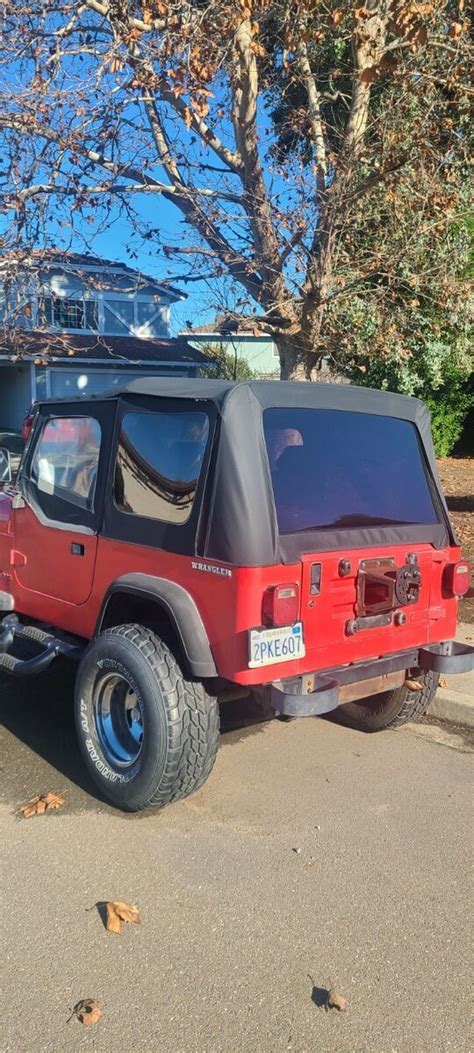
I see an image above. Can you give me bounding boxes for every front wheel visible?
[74,624,219,811]
[334,671,439,732]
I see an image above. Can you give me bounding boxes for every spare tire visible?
[334,671,439,732]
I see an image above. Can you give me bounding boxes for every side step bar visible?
[0,616,82,677]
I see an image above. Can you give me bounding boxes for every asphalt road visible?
[1,668,472,1053]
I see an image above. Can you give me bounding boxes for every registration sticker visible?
[248,622,305,668]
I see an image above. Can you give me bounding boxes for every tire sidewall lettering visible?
[83,659,144,783]
[85,737,140,783]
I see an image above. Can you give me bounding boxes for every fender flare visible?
[95,573,217,679]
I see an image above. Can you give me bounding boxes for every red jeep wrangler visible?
[0,379,472,811]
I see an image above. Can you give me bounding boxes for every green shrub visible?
[427,394,473,457]
[342,338,473,458]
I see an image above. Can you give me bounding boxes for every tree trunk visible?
[276,331,315,381]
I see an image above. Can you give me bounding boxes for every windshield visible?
[263,407,439,535]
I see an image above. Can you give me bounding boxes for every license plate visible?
[248,623,305,668]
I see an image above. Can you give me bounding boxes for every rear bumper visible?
[270,639,474,717]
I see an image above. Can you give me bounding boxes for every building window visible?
[103,299,135,335]
[39,296,98,331]
[114,410,210,524]
[103,298,164,337]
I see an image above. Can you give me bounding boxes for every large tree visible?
[0,0,471,379]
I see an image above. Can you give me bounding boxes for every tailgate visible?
[300,542,443,669]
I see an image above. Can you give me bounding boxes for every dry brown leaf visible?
[42,791,66,810]
[439,675,448,688]
[18,791,65,818]
[68,999,102,1027]
[326,988,348,1012]
[360,65,379,85]
[448,20,464,37]
[105,900,142,934]
[405,679,423,692]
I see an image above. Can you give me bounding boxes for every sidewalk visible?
[427,622,474,727]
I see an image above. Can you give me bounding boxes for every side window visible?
[31,417,101,510]
[114,410,210,525]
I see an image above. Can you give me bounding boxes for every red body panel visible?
[0,490,460,686]
[12,503,98,604]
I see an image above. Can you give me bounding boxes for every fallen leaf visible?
[68,999,102,1027]
[18,791,66,818]
[405,679,423,692]
[439,675,448,688]
[448,20,464,37]
[326,988,348,1012]
[360,65,378,85]
[42,791,66,810]
[105,900,142,934]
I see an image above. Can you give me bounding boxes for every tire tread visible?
[334,671,439,732]
[78,623,219,811]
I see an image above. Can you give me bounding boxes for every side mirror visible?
[0,448,12,484]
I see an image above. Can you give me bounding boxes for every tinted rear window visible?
[264,408,438,534]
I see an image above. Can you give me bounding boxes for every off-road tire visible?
[74,623,219,811]
[334,671,439,732]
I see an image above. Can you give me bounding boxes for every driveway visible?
[1,669,472,1053]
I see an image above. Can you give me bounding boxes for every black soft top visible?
[122,379,451,562]
[37,378,454,565]
[120,376,423,418]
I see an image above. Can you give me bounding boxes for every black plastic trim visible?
[96,572,217,679]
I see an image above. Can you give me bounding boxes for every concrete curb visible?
[428,689,474,728]
[424,622,473,727]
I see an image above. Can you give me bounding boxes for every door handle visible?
[71,543,85,556]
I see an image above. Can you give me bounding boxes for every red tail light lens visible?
[262,583,299,627]
[444,561,471,597]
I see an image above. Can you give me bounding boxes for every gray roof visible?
[0,330,210,366]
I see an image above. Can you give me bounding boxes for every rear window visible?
[264,408,439,535]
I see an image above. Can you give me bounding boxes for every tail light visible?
[444,561,471,597]
[262,583,299,627]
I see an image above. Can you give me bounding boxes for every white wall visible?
[0,364,33,430]
[48,368,178,399]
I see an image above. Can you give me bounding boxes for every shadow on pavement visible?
[0,660,103,804]
[0,662,274,808]
[309,980,330,1009]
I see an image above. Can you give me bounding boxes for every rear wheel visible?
[74,623,219,811]
[334,671,439,732]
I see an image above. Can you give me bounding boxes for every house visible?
[0,251,210,430]
[181,315,279,378]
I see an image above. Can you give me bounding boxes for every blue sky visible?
[88,199,216,335]
[1,23,309,337]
